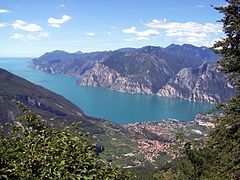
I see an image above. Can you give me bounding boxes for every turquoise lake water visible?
[0,58,213,124]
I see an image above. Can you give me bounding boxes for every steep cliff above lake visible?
[32,44,234,103]
[157,63,235,103]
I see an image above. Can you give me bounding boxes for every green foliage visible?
[155,1,240,179]
[0,101,132,179]
[210,1,240,178]
[213,0,240,89]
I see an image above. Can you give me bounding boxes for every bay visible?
[0,58,213,124]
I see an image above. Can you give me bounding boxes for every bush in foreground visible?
[0,101,132,179]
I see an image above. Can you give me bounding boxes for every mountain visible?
[32,50,111,77]
[157,63,235,103]
[164,44,219,65]
[75,50,83,54]
[115,47,137,53]
[32,44,234,103]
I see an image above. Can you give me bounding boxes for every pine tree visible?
[213,0,240,88]
[155,1,240,179]
[209,0,240,178]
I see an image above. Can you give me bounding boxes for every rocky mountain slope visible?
[157,63,235,103]
[31,50,111,77]
[32,44,235,103]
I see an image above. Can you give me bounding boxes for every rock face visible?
[32,44,235,103]
[77,63,153,94]
[157,63,235,103]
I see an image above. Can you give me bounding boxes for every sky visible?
[0,0,226,57]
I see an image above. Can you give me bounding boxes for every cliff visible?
[156,63,235,103]
[32,44,235,103]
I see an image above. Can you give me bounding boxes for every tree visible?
[213,0,240,88]
[0,101,132,179]
[208,0,240,178]
[155,1,240,179]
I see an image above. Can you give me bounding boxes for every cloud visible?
[11,33,24,40]
[145,19,221,35]
[107,32,112,35]
[48,15,71,28]
[11,19,48,41]
[123,26,137,34]
[59,4,65,8]
[11,32,49,41]
[85,32,95,36]
[166,30,207,38]
[38,32,49,38]
[145,19,222,46]
[177,37,218,47]
[137,29,159,37]
[0,9,11,13]
[123,26,159,37]
[124,37,149,42]
[13,20,42,32]
[0,23,6,28]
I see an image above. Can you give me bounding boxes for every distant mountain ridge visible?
[32,44,235,103]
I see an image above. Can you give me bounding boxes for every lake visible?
[0,58,213,124]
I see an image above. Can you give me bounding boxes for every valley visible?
[0,66,216,173]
